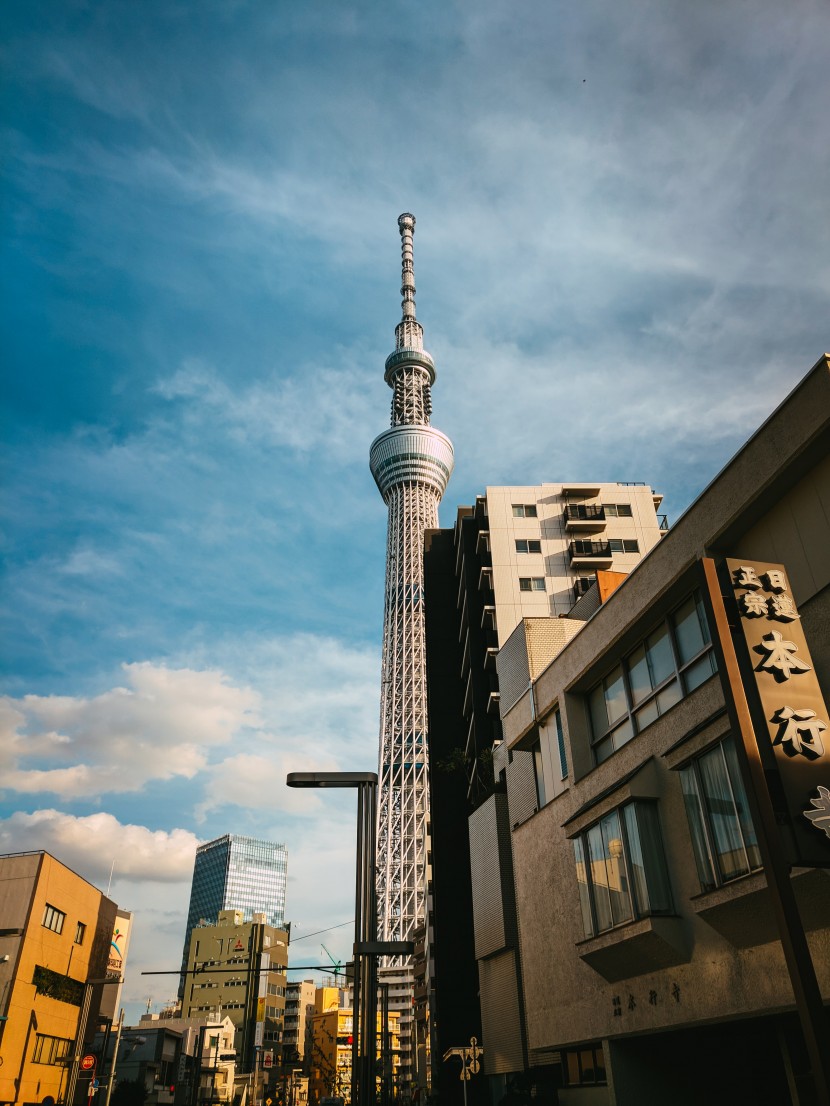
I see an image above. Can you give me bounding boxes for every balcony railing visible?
[564,504,607,533]
[568,540,613,565]
[565,504,605,522]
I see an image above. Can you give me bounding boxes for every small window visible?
[512,504,538,517]
[519,577,546,592]
[573,801,673,938]
[33,1035,72,1065]
[609,538,640,554]
[42,904,65,935]
[603,503,633,518]
[530,738,547,809]
[554,706,568,780]
[74,922,86,946]
[563,1044,607,1086]
[515,539,542,554]
[680,738,762,891]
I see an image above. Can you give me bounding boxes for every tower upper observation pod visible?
[370,215,454,972]
[371,214,454,501]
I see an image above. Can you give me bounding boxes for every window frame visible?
[562,1044,607,1086]
[42,904,66,935]
[515,539,542,554]
[573,800,674,939]
[518,576,546,592]
[679,737,762,892]
[608,538,640,554]
[74,921,86,946]
[588,590,717,763]
[512,504,538,518]
[32,1034,72,1065]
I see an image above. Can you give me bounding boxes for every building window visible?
[679,738,762,891]
[74,922,86,945]
[519,577,546,591]
[515,539,542,554]
[563,1044,607,1086]
[608,538,640,553]
[588,590,717,763]
[42,904,65,934]
[573,802,673,938]
[554,706,568,780]
[530,739,547,809]
[32,1034,72,1065]
[603,504,633,518]
[512,504,538,517]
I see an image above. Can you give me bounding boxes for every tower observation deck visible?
[370,215,454,957]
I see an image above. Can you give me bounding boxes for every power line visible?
[289,919,354,943]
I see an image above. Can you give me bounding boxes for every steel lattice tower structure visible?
[370,214,454,951]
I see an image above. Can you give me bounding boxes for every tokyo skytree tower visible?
[370,214,454,946]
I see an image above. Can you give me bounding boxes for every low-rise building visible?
[182,910,288,1073]
[0,851,124,1106]
[495,355,830,1104]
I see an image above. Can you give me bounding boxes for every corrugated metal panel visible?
[505,750,537,828]
[469,794,517,959]
[479,949,525,1074]
[496,622,531,712]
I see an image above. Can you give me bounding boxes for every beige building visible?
[0,851,123,1106]
[478,482,666,641]
[182,910,288,1074]
[423,483,666,1104]
[284,979,316,1070]
[494,355,830,1104]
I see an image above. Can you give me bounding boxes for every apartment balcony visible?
[481,604,496,631]
[568,540,613,567]
[476,529,490,555]
[564,504,607,532]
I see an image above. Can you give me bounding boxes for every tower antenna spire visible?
[395,213,424,352]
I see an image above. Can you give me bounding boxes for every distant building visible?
[308,986,400,1106]
[92,1021,188,1106]
[133,1014,235,1106]
[181,910,288,1073]
[423,482,665,1101]
[181,835,288,983]
[284,979,316,1071]
[0,851,127,1106]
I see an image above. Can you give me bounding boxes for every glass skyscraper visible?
[181,834,288,968]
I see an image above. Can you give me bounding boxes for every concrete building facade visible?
[181,910,288,1075]
[284,979,316,1072]
[423,484,666,1102]
[495,356,830,1105]
[0,851,123,1106]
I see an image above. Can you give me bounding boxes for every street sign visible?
[80,1057,96,1072]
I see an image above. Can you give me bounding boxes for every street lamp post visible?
[286,772,378,1106]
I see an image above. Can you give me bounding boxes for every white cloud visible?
[1,663,261,799]
[0,809,199,883]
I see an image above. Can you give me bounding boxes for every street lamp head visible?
[286,772,378,789]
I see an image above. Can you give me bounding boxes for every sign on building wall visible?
[727,558,830,868]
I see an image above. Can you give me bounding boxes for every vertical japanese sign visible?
[726,558,830,868]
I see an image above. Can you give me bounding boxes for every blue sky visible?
[2,0,829,1020]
